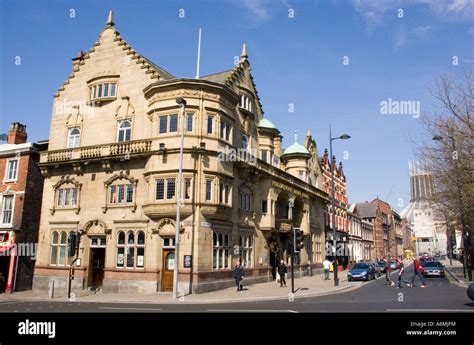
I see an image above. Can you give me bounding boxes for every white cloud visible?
[352,0,473,24]
[241,0,271,21]
[393,25,433,49]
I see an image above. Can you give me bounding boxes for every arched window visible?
[212,232,230,270]
[240,235,253,268]
[117,120,132,142]
[67,127,81,148]
[50,231,67,266]
[117,230,145,269]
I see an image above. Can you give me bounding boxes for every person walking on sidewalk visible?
[278,260,287,287]
[233,261,244,291]
[397,260,405,288]
[407,256,427,288]
[384,257,395,286]
[323,258,331,280]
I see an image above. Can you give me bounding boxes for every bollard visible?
[48,280,55,299]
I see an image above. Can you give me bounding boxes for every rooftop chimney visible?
[7,122,27,144]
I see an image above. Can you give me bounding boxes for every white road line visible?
[0,302,24,306]
[207,309,299,313]
[387,309,474,313]
[98,307,162,311]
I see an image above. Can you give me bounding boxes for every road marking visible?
[387,309,474,313]
[98,307,162,311]
[0,302,24,306]
[207,309,299,313]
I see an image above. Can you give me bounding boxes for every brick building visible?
[0,123,48,293]
[320,150,349,267]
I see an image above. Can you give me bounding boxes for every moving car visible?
[347,263,376,281]
[421,261,445,277]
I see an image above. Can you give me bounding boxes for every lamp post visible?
[173,97,187,298]
[329,126,350,286]
[432,134,471,281]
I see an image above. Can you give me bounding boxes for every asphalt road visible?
[0,271,472,313]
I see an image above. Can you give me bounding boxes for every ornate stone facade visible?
[33,11,334,295]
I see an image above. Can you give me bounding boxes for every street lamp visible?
[432,134,471,281]
[329,126,350,286]
[173,97,187,298]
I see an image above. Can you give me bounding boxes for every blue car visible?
[347,263,376,281]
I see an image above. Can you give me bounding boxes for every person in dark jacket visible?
[233,261,244,291]
[278,260,287,287]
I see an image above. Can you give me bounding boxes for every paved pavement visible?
[1,268,361,305]
[441,258,472,288]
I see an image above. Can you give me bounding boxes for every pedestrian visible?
[384,257,395,286]
[407,256,427,288]
[322,258,331,280]
[397,260,405,288]
[233,261,244,291]
[278,260,287,287]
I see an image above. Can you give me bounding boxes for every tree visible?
[416,68,473,280]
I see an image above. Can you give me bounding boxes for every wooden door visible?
[89,248,105,287]
[161,249,175,292]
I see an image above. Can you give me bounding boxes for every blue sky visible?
[0,0,472,211]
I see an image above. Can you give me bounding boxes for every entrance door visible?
[161,249,175,292]
[89,248,105,288]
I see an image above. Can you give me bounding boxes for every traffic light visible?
[67,231,81,257]
[294,228,304,252]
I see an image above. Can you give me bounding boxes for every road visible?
[0,271,472,313]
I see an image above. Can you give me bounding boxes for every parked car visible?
[377,261,387,273]
[421,261,445,277]
[369,262,382,277]
[348,263,376,281]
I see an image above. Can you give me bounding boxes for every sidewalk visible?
[1,272,365,305]
[441,258,471,288]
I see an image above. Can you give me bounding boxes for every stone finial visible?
[294,130,298,143]
[240,43,248,63]
[241,43,248,58]
[106,10,114,26]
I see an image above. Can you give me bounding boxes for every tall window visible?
[159,114,178,133]
[155,178,176,200]
[219,182,230,205]
[261,199,268,214]
[67,127,81,148]
[117,120,132,142]
[261,150,268,163]
[205,179,213,201]
[213,232,230,270]
[184,178,192,200]
[207,116,214,135]
[117,230,145,268]
[242,135,249,150]
[109,184,134,204]
[169,114,178,133]
[56,188,79,207]
[1,195,14,225]
[220,121,231,142]
[187,113,193,132]
[240,235,253,268]
[239,192,252,211]
[5,160,18,181]
[50,231,67,266]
